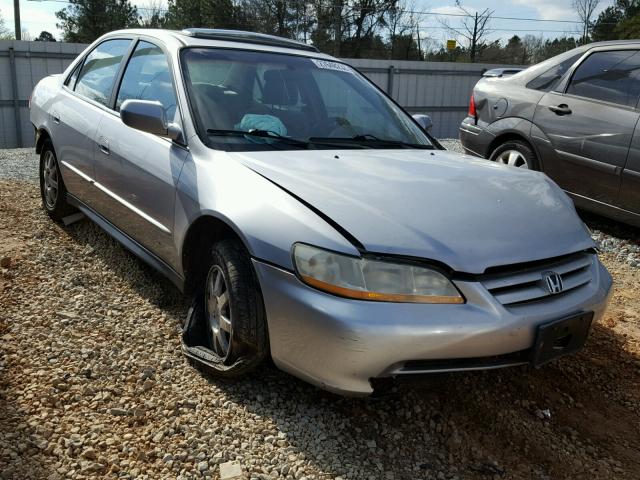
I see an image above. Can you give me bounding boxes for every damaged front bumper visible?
[251,257,612,396]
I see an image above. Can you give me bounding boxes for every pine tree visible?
[56,0,139,43]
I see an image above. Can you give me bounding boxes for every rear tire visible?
[39,140,74,221]
[186,239,268,378]
[490,140,539,170]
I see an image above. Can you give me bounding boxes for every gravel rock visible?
[440,138,466,154]
[0,148,39,183]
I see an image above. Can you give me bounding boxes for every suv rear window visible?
[527,53,582,92]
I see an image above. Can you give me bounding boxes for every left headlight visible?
[292,243,464,304]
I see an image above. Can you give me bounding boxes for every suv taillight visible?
[468,93,477,121]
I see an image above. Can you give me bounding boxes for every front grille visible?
[480,252,594,306]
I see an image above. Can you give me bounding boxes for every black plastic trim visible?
[397,349,531,373]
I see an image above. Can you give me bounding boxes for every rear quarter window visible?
[526,53,583,92]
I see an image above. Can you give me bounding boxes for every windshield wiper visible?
[206,129,310,147]
[308,135,434,149]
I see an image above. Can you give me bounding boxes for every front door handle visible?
[98,138,110,155]
[52,114,60,124]
[548,104,572,116]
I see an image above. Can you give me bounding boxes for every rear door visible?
[533,48,640,206]
[54,39,132,205]
[619,122,640,215]
[93,39,188,267]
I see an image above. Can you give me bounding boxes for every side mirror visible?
[120,99,182,142]
[412,114,433,132]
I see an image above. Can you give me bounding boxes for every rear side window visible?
[527,53,582,92]
[116,41,178,121]
[74,39,131,106]
[566,50,640,107]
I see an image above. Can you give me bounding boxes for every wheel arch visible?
[487,131,535,158]
[35,127,53,154]
[486,129,544,170]
[180,213,255,296]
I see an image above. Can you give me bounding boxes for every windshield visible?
[181,48,434,151]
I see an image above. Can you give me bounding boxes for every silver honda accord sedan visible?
[30,28,613,395]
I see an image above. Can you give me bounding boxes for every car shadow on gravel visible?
[580,210,640,241]
[58,215,640,480]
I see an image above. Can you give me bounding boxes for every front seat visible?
[261,70,308,137]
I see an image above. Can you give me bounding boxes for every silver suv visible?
[30,29,612,395]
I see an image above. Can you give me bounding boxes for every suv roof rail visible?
[180,28,319,53]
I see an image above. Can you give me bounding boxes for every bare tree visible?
[440,1,493,63]
[522,34,544,64]
[572,0,600,44]
[139,0,166,28]
[385,0,417,58]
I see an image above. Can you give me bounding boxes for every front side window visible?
[65,61,82,88]
[566,50,640,107]
[181,48,433,151]
[74,39,131,106]
[527,53,582,92]
[116,41,178,121]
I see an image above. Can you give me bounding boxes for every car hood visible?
[233,149,594,274]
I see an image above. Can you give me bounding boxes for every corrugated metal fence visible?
[345,58,515,138]
[0,40,512,148]
[0,40,86,148]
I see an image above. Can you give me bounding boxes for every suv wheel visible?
[39,140,74,221]
[184,239,268,377]
[490,140,539,170]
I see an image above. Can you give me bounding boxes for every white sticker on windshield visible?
[311,59,354,73]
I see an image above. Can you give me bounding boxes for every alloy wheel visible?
[42,151,59,208]
[205,265,233,359]
[495,149,530,169]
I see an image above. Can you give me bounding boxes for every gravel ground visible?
[438,139,464,154]
[0,149,40,184]
[1,147,639,480]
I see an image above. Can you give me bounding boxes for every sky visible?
[0,0,612,46]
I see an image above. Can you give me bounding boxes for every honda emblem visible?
[542,271,563,294]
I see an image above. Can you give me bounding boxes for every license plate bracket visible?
[531,312,594,367]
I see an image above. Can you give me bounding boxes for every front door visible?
[93,40,188,269]
[533,49,640,206]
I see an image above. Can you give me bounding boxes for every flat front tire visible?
[187,239,268,377]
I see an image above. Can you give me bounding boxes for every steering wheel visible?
[327,116,359,137]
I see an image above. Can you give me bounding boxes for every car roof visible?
[105,28,337,60]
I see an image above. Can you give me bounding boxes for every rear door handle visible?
[97,138,110,155]
[548,104,572,116]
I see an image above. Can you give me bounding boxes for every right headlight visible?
[292,243,464,304]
